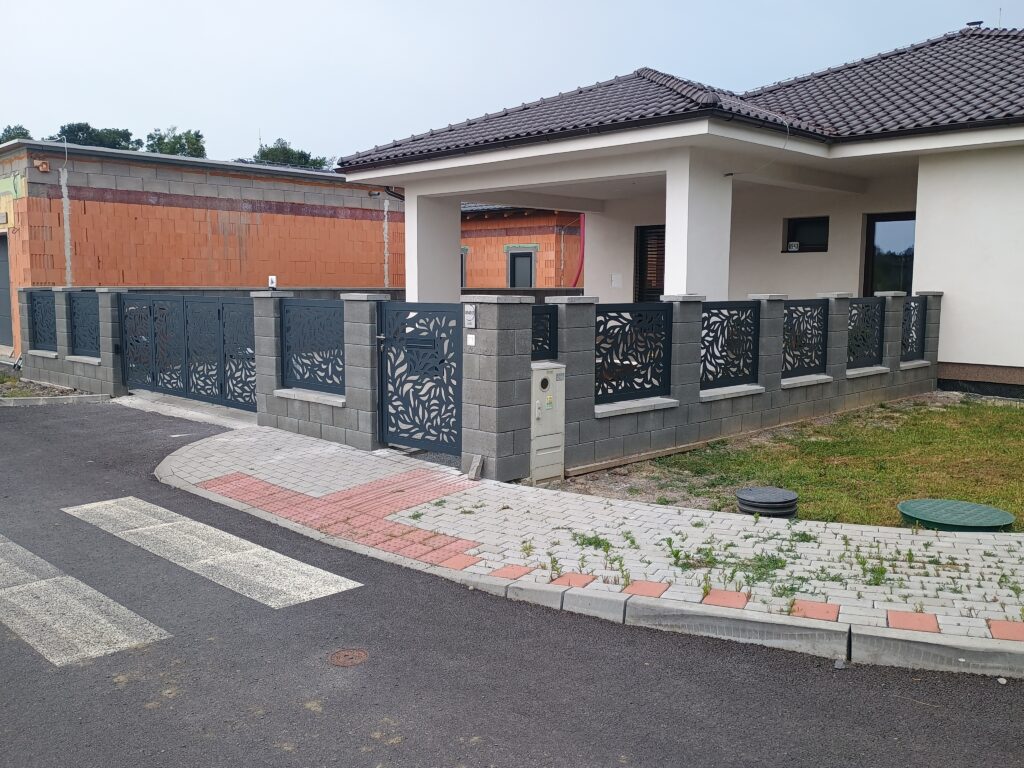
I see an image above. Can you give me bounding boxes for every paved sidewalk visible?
[158,427,1024,675]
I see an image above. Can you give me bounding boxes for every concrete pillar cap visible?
[748,294,788,301]
[544,296,599,304]
[250,291,294,298]
[875,291,907,297]
[461,295,534,304]
[660,294,705,302]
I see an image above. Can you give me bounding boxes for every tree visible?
[47,122,142,151]
[251,138,329,170]
[0,124,32,142]
[145,126,206,158]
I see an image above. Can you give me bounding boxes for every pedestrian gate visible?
[120,294,256,411]
[377,302,462,455]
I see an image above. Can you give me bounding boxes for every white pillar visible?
[405,193,462,302]
[664,149,733,300]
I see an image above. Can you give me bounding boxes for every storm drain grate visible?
[329,648,368,667]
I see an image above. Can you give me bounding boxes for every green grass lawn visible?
[654,397,1024,530]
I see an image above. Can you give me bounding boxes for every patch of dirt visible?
[0,371,74,398]
[550,391,982,510]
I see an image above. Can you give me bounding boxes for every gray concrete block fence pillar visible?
[339,293,389,451]
[917,291,943,367]
[877,291,907,372]
[96,288,129,396]
[661,294,704,445]
[51,287,72,359]
[750,294,786,395]
[547,295,598,470]
[818,292,853,413]
[16,289,29,355]
[461,294,534,481]
[251,290,291,426]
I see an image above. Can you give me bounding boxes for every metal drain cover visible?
[329,648,368,667]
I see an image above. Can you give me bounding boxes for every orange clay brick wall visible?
[460,210,582,289]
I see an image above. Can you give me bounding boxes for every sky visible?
[3,0,1020,163]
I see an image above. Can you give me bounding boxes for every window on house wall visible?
[460,247,468,288]
[508,250,535,288]
[633,225,665,302]
[783,216,829,252]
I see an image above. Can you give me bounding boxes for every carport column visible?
[548,296,598,469]
[663,150,733,300]
[96,288,129,396]
[404,192,462,303]
[251,290,291,425]
[877,291,907,372]
[339,293,389,451]
[818,292,852,412]
[461,295,533,481]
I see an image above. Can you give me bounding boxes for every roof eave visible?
[338,109,827,174]
[829,115,1024,143]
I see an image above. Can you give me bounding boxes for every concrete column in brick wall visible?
[877,291,907,372]
[818,292,852,414]
[547,296,598,470]
[95,288,128,396]
[917,291,943,366]
[461,294,534,481]
[251,290,291,426]
[660,294,704,446]
[339,293,389,451]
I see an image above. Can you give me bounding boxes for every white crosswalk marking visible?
[64,497,361,608]
[0,536,170,666]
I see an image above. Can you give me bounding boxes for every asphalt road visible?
[0,403,1021,768]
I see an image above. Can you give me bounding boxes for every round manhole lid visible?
[329,648,368,667]
[736,486,799,506]
[897,499,1015,532]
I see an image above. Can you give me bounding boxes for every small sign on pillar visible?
[463,303,476,329]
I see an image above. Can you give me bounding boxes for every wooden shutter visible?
[633,225,666,302]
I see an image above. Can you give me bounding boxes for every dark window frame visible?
[863,211,916,297]
[507,249,535,289]
[460,246,468,289]
[633,224,666,302]
[783,216,830,253]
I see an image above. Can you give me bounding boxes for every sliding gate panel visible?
[119,294,255,411]
[377,302,462,455]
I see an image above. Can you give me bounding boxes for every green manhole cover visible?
[897,499,1016,532]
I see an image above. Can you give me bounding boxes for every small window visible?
[460,247,468,288]
[508,251,534,288]
[784,217,829,253]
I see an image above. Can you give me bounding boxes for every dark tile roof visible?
[339,27,1024,171]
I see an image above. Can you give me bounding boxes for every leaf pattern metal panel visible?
[901,296,926,362]
[281,300,345,394]
[121,298,153,387]
[222,300,256,408]
[594,303,672,403]
[700,302,760,389]
[185,300,220,398]
[847,298,884,369]
[152,299,185,392]
[782,300,828,378]
[380,303,462,454]
[69,292,100,358]
[29,291,57,352]
[531,304,558,361]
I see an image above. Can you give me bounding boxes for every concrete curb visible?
[851,624,1024,678]
[0,393,110,407]
[154,449,1024,679]
[626,596,850,660]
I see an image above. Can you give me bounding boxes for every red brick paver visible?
[438,554,482,571]
[887,610,940,633]
[988,620,1024,642]
[490,565,535,580]
[790,600,840,622]
[702,589,749,609]
[623,580,670,598]
[551,573,596,588]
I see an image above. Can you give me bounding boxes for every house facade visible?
[338,26,1024,396]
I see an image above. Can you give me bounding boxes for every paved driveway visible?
[0,403,1021,767]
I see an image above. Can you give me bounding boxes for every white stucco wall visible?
[915,147,1024,369]
[727,173,917,300]
[584,193,665,302]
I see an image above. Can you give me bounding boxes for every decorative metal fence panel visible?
[28,291,57,352]
[531,304,558,361]
[700,301,760,389]
[118,294,255,411]
[901,296,926,362]
[377,302,462,455]
[782,299,829,378]
[281,299,346,394]
[68,291,100,357]
[847,297,885,369]
[594,303,673,404]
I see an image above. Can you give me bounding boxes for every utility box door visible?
[530,362,565,482]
